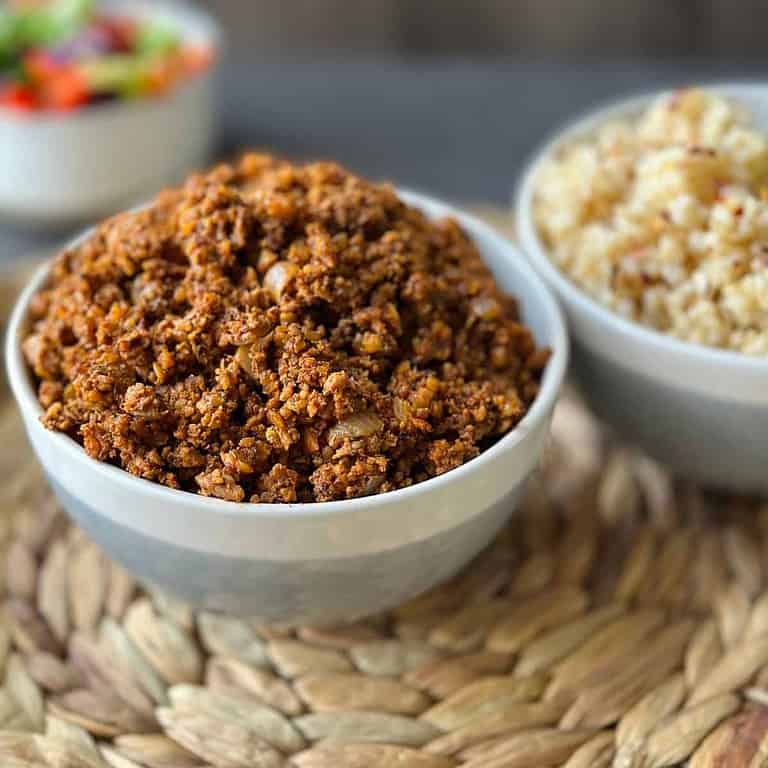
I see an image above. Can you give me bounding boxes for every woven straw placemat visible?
[1,217,766,767]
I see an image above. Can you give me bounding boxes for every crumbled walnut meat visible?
[253,464,300,503]
[24,154,548,502]
[310,455,390,502]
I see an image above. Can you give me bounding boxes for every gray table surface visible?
[1,56,764,267]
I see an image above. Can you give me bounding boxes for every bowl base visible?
[49,475,527,623]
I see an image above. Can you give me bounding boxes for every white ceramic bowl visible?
[6,190,568,622]
[0,0,220,226]
[516,82,768,494]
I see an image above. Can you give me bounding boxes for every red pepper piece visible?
[95,16,137,53]
[41,69,90,111]
[181,45,214,75]
[24,51,62,83]
[0,84,39,112]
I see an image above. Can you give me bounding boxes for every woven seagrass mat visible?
[1,215,767,768]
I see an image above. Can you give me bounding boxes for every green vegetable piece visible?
[79,54,149,97]
[51,0,94,26]
[0,10,15,49]
[0,11,18,70]
[16,0,95,48]
[136,19,180,56]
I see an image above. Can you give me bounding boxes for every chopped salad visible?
[0,0,214,112]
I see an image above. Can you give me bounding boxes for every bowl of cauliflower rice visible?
[517,84,768,493]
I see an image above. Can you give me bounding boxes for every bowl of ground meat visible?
[517,84,768,494]
[7,155,567,621]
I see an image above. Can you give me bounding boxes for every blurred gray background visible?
[203,0,768,58]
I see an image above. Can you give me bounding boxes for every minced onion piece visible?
[264,261,299,302]
[327,412,383,444]
[470,295,502,321]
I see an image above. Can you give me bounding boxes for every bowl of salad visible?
[0,0,220,225]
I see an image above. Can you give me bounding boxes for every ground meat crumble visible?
[23,155,548,503]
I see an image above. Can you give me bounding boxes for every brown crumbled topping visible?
[23,155,547,502]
